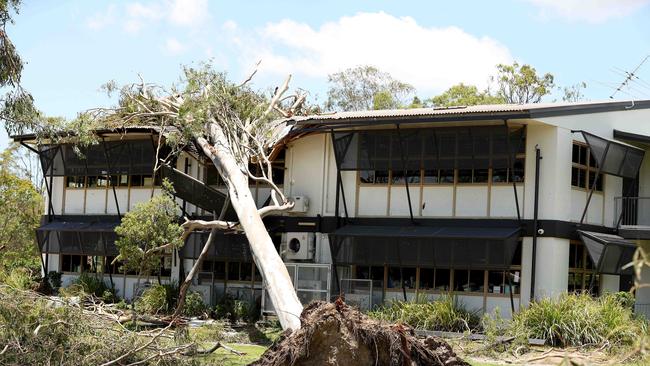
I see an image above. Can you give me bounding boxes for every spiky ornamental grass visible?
[368,294,481,333]
[510,292,647,348]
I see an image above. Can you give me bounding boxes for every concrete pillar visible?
[519,237,533,308]
[600,274,620,295]
[534,237,570,300]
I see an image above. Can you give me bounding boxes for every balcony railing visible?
[613,197,650,228]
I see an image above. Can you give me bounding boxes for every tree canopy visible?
[114,182,183,277]
[430,83,505,107]
[325,65,414,111]
[493,62,555,104]
[0,147,42,273]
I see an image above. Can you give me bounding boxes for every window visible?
[390,170,420,185]
[568,241,599,294]
[110,175,129,187]
[572,142,603,191]
[61,255,83,272]
[205,165,225,187]
[386,266,416,289]
[434,268,451,291]
[66,176,86,188]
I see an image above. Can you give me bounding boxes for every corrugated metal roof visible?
[285,99,650,124]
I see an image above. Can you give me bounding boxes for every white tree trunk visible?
[198,123,303,331]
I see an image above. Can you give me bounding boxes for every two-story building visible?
[14,100,650,317]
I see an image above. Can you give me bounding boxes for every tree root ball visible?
[252,299,469,366]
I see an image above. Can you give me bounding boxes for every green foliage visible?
[47,271,62,289]
[326,65,415,111]
[368,294,481,333]
[612,291,636,310]
[493,62,555,104]
[214,293,259,323]
[431,83,505,107]
[1,267,36,289]
[510,293,646,347]
[136,284,170,314]
[0,149,43,273]
[61,273,118,302]
[561,81,587,102]
[0,285,192,365]
[114,186,183,276]
[134,282,206,316]
[183,291,208,317]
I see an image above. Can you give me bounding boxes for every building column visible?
[519,237,533,308]
[600,274,620,295]
[534,237,569,300]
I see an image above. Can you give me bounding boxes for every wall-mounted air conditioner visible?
[289,196,309,214]
[284,232,315,261]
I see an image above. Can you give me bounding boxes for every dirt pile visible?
[252,299,469,366]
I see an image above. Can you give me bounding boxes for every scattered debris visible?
[252,299,469,366]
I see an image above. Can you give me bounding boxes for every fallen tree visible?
[12,64,307,330]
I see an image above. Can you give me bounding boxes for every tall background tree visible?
[325,65,415,111]
[430,83,505,107]
[492,62,555,104]
[0,147,42,273]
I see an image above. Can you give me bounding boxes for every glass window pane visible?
[387,267,401,288]
[97,176,108,187]
[214,261,226,280]
[227,262,240,281]
[492,169,508,183]
[142,175,154,187]
[469,270,484,292]
[402,267,416,289]
[458,169,472,183]
[423,170,439,184]
[360,171,375,184]
[87,176,98,188]
[419,268,434,290]
[440,169,454,183]
[513,158,525,182]
[131,175,143,187]
[487,271,505,294]
[473,169,489,183]
[435,268,450,291]
[375,170,389,184]
[453,269,468,291]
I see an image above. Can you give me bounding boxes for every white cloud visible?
[235,12,513,94]
[85,5,116,30]
[168,0,209,26]
[526,0,650,23]
[164,37,186,54]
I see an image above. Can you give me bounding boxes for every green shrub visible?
[612,291,635,311]
[214,294,258,323]
[2,267,36,290]
[510,293,647,347]
[183,291,207,317]
[368,293,481,333]
[47,271,62,289]
[136,284,169,314]
[72,273,111,299]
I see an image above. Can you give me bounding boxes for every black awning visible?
[160,164,236,218]
[36,221,119,256]
[332,125,525,171]
[577,230,636,275]
[329,225,521,269]
[581,131,645,179]
[180,231,253,262]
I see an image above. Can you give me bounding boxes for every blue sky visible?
[2,0,650,149]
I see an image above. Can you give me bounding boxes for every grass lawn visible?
[198,343,267,365]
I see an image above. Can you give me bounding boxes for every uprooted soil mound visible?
[252,299,469,366]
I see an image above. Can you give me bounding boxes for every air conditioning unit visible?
[284,232,315,261]
[289,196,309,214]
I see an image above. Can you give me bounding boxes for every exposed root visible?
[252,299,469,366]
